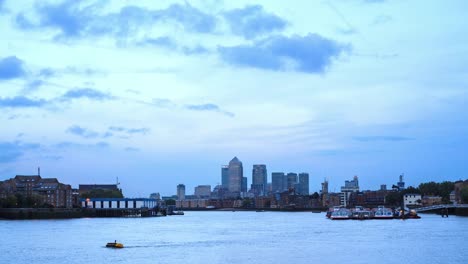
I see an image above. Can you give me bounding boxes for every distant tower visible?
[176,184,185,200]
[397,174,405,190]
[241,177,247,193]
[221,165,229,188]
[272,172,285,193]
[286,173,298,190]
[38,167,40,176]
[252,164,267,196]
[228,157,243,194]
[321,178,329,194]
[298,173,309,195]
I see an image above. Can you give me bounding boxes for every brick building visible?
[0,175,72,208]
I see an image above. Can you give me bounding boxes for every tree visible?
[461,187,468,204]
[0,195,18,208]
[385,191,402,206]
[311,192,320,199]
[242,198,252,208]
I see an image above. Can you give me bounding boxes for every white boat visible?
[330,208,352,220]
[373,206,394,219]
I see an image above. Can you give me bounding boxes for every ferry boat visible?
[373,206,394,219]
[330,208,352,220]
[351,206,372,220]
[326,206,343,218]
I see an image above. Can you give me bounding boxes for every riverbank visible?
[0,208,82,219]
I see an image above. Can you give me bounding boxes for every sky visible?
[1,0,467,197]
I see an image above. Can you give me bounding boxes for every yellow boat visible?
[106,241,124,248]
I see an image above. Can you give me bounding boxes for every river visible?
[1,211,466,264]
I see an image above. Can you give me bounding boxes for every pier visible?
[80,198,165,217]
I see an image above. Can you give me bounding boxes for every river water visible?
[1,211,466,264]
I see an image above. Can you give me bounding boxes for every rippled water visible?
[1,211,467,264]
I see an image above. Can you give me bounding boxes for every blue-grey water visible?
[1,211,467,264]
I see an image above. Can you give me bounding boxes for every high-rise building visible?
[286,173,298,190]
[194,185,211,198]
[298,173,309,195]
[252,164,267,196]
[176,184,185,200]
[340,176,359,206]
[221,165,229,188]
[228,156,243,194]
[242,177,247,193]
[397,174,405,190]
[272,172,285,193]
[321,178,329,194]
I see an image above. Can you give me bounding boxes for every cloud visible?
[124,147,139,152]
[61,88,114,101]
[223,5,287,39]
[353,136,415,142]
[182,45,209,55]
[0,141,40,163]
[185,103,234,117]
[66,125,100,138]
[25,80,44,91]
[218,34,350,73]
[143,98,176,108]
[109,126,150,135]
[0,96,47,108]
[372,15,392,25]
[0,56,26,80]
[54,141,109,149]
[161,3,216,33]
[0,0,7,14]
[38,68,56,78]
[16,2,217,41]
[363,0,386,3]
[137,36,177,49]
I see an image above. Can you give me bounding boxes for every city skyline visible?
[1,1,467,197]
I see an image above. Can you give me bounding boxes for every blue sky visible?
[1,0,467,197]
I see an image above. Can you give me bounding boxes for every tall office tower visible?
[242,177,247,193]
[286,173,298,190]
[272,172,285,193]
[397,174,405,190]
[194,185,211,198]
[341,176,359,192]
[298,173,309,195]
[321,178,329,194]
[252,164,267,196]
[340,176,359,206]
[176,184,185,200]
[228,156,243,193]
[221,165,229,188]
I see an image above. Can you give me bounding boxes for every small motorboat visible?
[106,241,124,248]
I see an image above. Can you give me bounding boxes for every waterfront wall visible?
[0,208,82,220]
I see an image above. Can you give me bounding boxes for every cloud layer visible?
[219,34,350,73]
[0,56,26,80]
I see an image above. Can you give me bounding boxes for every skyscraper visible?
[321,178,329,194]
[340,176,359,206]
[252,164,267,196]
[298,173,309,195]
[221,165,229,188]
[272,172,285,193]
[228,156,243,194]
[176,184,185,200]
[194,185,211,198]
[242,177,247,193]
[286,173,298,190]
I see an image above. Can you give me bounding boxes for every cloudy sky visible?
[1,0,467,197]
